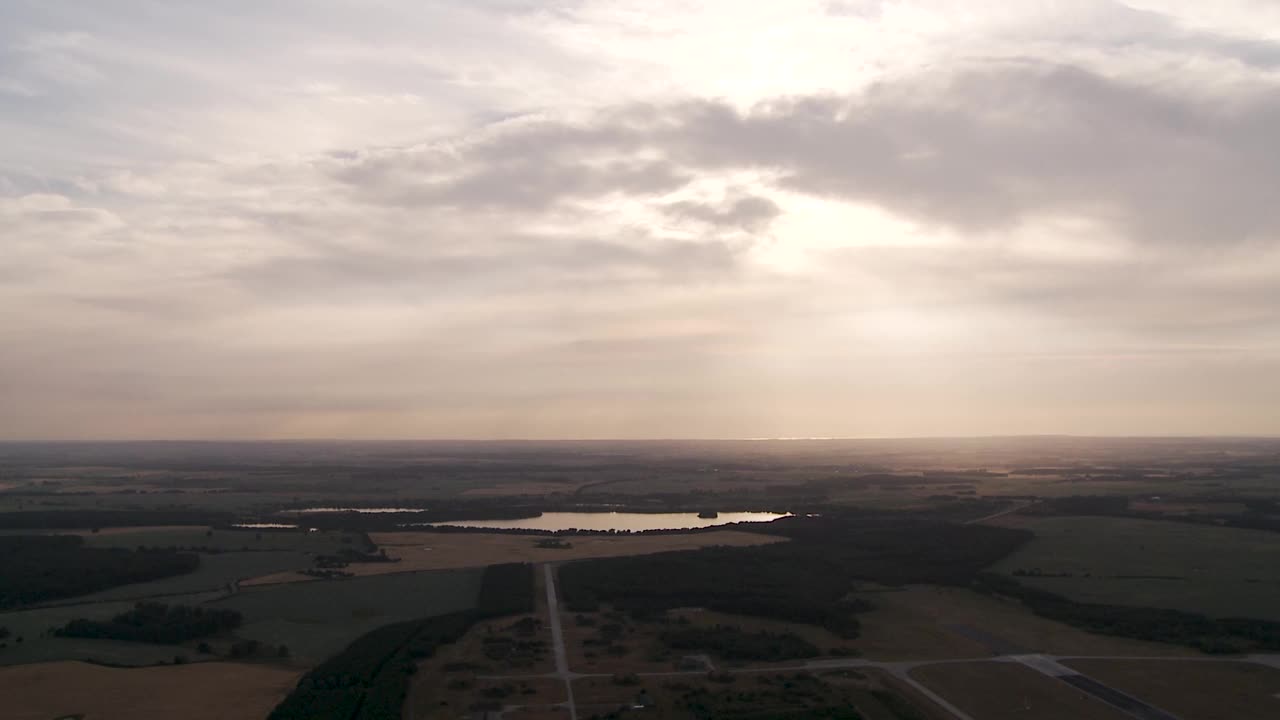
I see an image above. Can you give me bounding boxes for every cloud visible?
[4,0,1280,438]
[660,193,781,231]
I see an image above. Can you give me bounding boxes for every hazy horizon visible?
[5,1,1280,440]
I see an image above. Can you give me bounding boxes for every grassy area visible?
[70,551,316,603]
[990,516,1280,621]
[1,660,298,720]
[212,567,485,663]
[848,585,1192,660]
[909,661,1131,720]
[0,591,224,666]
[1063,659,1280,720]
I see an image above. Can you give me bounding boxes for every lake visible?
[426,511,789,532]
[291,507,427,514]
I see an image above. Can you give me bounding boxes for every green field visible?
[0,591,224,667]
[212,568,485,663]
[69,551,317,603]
[991,516,1280,621]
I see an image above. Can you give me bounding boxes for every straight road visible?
[543,563,578,720]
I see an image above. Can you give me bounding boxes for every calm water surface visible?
[232,522,300,529]
[429,511,789,532]
[293,507,426,514]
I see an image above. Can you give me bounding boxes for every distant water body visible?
[428,511,789,532]
[293,507,427,514]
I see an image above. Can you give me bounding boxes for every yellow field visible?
[242,530,786,585]
[1,661,299,720]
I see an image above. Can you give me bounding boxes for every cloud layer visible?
[2,0,1279,439]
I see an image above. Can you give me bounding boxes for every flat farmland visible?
[849,585,1191,660]
[989,516,1280,621]
[909,661,1131,720]
[212,566,483,663]
[1063,659,1280,720]
[0,660,298,720]
[243,530,786,584]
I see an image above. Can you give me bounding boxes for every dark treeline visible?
[0,509,233,529]
[268,562,535,720]
[974,573,1280,653]
[0,535,199,608]
[660,624,820,661]
[561,547,869,637]
[56,602,242,644]
[560,513,1031,638]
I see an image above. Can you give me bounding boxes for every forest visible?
[560,514,1030,637]
[0,535,199,608]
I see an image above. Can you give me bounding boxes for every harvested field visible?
[909,661,1131,720]
[242,530,786,585]
[1063,659,1280,720]
[0,660,298,720]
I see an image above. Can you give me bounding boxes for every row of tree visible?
[56,602,243,644]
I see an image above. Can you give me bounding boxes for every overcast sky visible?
[3,0,1280,440]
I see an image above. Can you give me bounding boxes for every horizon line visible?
[3,433,1279,444]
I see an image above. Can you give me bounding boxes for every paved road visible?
[543,563,578,720]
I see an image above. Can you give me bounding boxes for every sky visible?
[2,0,1280,440]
